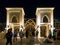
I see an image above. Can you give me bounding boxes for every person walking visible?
[36,30,39,37]
[19,30,24,39]
[13,31,17,42]
[48,30,52,39]
[5,28,12,45]
[53,30,56,40]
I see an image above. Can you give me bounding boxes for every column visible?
[12,24,14,33]
[22,14,24,31]
[36,15,40,38]
[19,9,25,31]
[6,10,9,33]
[51,8,54,37]
[20,15,24,31]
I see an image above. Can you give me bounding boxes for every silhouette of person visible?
[32,30,35,37]
[26,30,28,38]
[19,30,24,38]
[43,36,47,42]
[53,30,56,40]
[5,28,12,45]
[48,30,52,39]
[36,30,38,37]
[14,31,17,42]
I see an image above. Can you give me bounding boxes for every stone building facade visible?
[5,7,55,38]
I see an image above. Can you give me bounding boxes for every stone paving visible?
[0,37,60,45]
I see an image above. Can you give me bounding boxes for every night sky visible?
[0,0,60,23]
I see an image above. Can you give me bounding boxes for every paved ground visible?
[0,37,60,45]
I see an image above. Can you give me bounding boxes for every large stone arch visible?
[24,19,35,31]
[24,19,36,37]
[6,8,25,34]
[36,8,54,38]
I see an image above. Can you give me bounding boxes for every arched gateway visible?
[5,7,55,38]
[24,19,36,37]
[5,8,25,37]
[36,8,55,38]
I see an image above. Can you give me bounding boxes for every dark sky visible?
[0,0,60,23]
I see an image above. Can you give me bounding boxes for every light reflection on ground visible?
[0,37,60,45]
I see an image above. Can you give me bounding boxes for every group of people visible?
[4,28,24,45]
[43,30,56,43]
[4,28,39,45]
[4,28,56,45]
[26,30,38,38]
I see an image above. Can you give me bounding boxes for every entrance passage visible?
[14,26,19,37]
[40,26,46,37]
[24,19,36,38]
[25,25,35,38]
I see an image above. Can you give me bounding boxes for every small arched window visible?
[43,16,48,23]
[12,16,17,23]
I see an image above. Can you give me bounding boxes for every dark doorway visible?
[40,26,46,37]
[14,26,19,36]
[25,25,35,38]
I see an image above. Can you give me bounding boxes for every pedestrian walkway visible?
[0,37,60,45]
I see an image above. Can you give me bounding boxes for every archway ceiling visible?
[25,19,35,26]
[24,19,36,30]
[24,24,35,31]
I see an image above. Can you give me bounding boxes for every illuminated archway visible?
[24,19,36,37]
[36,8,54,38]
[24,19,36,31]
